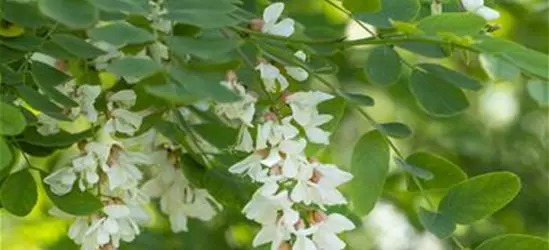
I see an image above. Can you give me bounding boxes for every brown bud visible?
[309,210,327,224]
[294,219,305,230]
[225,70,238,82]
[278,242,292,250]
[270,165,282,175]
[310,169,322,183]
[263,112,277,121]
[77,141,88,152]
[55,60,68,72]
[248,18,265,31]
[100,243,114,250]
[107,145,122,168]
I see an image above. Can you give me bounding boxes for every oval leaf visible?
[349,130,390,216]
[406,152,467,191]
[342,93,375,106]
[0,102,27,135]
[438,172,521,224]
[107,56,161,81]
[418,207,456,239]
[45,187,102,216]
[409,67,469,117]
[343,0,381,13]
[38,0,99,28]
[417,13,486,36]
[50,34,106,59]
[365,46,402,86]
[476,234,549,250]
[379,122,412,139]
[395,157,434,180]
[0,169,38,216]
[0,137,14,171]
[418,63,482,91]
[87,21,154,48]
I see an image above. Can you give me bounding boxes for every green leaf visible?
[3,2,48,28]
[379,122,412,139]
[15,86,70,121]
[0,169,37,216]
[106,57,161,81]
[89,0,149,15]
[475,234,549,250]
[145,81,200,105]
[342,93,375,106]
[193,124,237,149]
[0,45,26,64]
[1,35,42,51]
[0,138,14,171]
[155,120,187,144]
[31,61,70,87]
[349,130,390,216]
[438,172,521,224]
[38,0,99,28]
[365,46,402,86]
[163,10,240,29]
[169,68,241,103]
[527,80,549,107]
[397,42,447,58]
[343,0,381,13]
[45,187,102,216]
[87,21,154,47]
[474,36,549,80]
[0,102,27,136]
[395,157,434,180]
[419,63,482,91]
[406,152,467,191]
[50,34,106,59]
[358,0,420,28]
[409,67,469,117]
[180,154,255,210]
[19,128,93,148]
[417,13,486,36]
[166,36,240,60]
[479,53,521,82]
[418,207,456,239]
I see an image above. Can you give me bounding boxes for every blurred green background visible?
[1,0,547,249]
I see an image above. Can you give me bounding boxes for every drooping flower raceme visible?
[142,147,222,233]
[461,0,500,21]
[226,87,355,249]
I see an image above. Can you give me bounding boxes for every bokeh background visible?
[1,0,548,249]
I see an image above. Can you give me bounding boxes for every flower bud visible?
[310,169,322,183]
[308,210,327,225]
[248,18,264,31]
[100,243,114,250]
[225,70,238,82]
[55,60,67,72]
[278,242,292,250]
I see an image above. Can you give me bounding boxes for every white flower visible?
[75,85,101,122]
[103,146,151,191]
[291,162,352,207]
[72,153,101,191]
[252,218,292,249]
[142,150,221,233]
[229,153,267,181]
[461,0,500,21]
[312,213,355,250]
[235,126,254,153]
[285,91,334,126]
[36,114,60,135]
[108,90,137,110]
[105,109,143,136]
[293,224,319,250]
[255,61,289,93]
[285,51,309,82]
[215,81,256,127]
[262,2,295,37]
[148,42,169,63]
[301,113,333,145]
[243,190,298,225]
[256,118,299,150]
[44,167,77,195]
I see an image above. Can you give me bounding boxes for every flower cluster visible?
[227,90,355,250]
